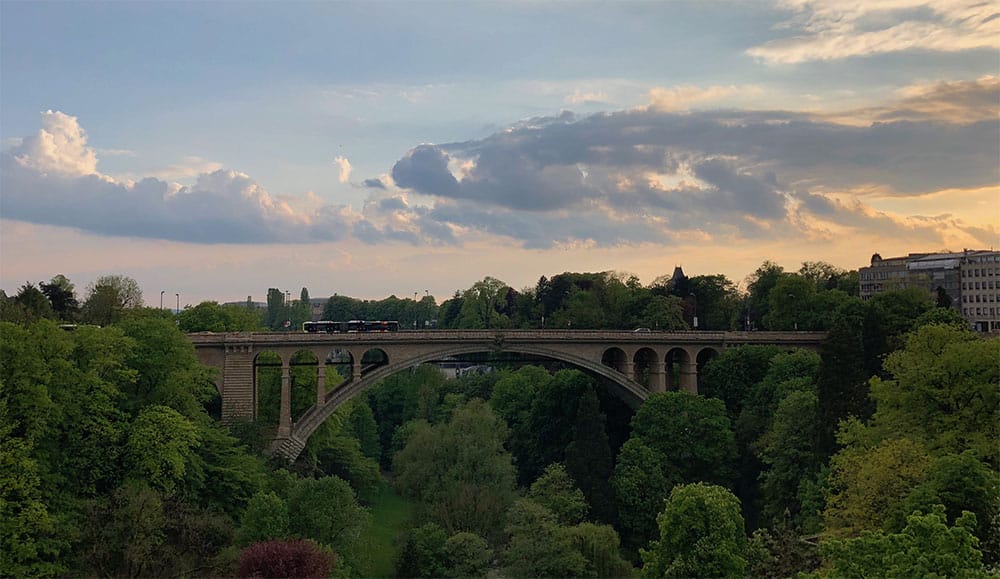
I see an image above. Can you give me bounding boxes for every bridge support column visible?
[650,358,666,393]
[278,358,292,438]
[352,359,362,381]
[680,359,698,394]
[623,360,635,382]
[316,364,326,406]
[221,345,255,422]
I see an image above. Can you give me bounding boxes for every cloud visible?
[144,156,225,182]
[13,110,98,177]
[385,97,996,249]
[565,89,609,105]
[3,97,995,253]
[828,75,1000,125]
[647,84,762,112]
[1,111,363,244]
[333,155,352,183]
[749,1,1000,64]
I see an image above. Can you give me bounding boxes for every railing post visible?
[278,357,292,438]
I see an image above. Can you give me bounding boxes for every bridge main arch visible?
[272,344,651,459]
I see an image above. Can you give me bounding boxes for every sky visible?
[1,0,998,306]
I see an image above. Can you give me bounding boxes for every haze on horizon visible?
[2,1,997,306]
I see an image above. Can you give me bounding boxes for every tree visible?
[286,475,369,553]
[177,301,263,332]
[1,284,56,324]
[612,438,672,549]
[443,532,493,578]
[236,539,335,578]
[528,463,588,525]
[688,274,740,330]
[265,288,287,330]
[393,399,516,542]
[640,483,748,578]
[629,392,737,486]
[824,435,933,536]
[457,276,511,328]
[314,436,382,505]
[893,452,1000,563]
[39,274,79,321]
[699,345,784,418]
[637,295,687,331]
[344,401,381,463]
[82,275,143,326]
[816,506,986,578]
[523,369,593,483]
[757,390,822,528]
[395,523,494,578]
[565,385,616,523]
[395,523,449,579]
[0,400,63,578]
[763,274,815,330]
[126,405,200,493]
[745,261,784,329]
[503,499,590,578]
[565,522,633,578]
[815,299,875,458]
[238,491,290,547]
[868,324,999,464]
[489,365,545,484]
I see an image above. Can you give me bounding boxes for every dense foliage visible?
[2,264,994,578]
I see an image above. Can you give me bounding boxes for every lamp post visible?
[175,293,180,314]
[160,290,165,310]
[787,293,797,331]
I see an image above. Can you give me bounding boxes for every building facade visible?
[860,249,999,332]
[959,251,1000,332]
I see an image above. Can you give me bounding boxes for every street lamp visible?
[175,293,180,314]
[160,290,165,310]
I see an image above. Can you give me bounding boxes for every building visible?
[860,249,1000,332]
[959,251,1000,332]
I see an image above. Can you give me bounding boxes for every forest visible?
[1,263,997,578]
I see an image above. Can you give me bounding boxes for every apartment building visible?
[860,249,999,332]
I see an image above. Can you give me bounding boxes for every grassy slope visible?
[361,483,415,578]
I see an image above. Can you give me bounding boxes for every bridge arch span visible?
[188,329,828,459]
[275,343,651,459]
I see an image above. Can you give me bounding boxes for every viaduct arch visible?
[188,330,825,460]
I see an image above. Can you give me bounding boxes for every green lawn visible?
[360,483,415,578]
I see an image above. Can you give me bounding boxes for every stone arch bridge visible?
[188,330,825,459]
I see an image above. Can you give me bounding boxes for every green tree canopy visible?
[816,506,986,578]
[393,399,516,542]
[641,483,748,578]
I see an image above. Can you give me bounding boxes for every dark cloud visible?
[382,101,995,248]
[391,145,459,198]
[362,177,387,189]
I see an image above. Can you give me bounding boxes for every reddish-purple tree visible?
[236,539,335,578]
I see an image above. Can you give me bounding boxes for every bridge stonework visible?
[188,330,825,460]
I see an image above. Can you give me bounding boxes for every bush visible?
[236,539,335,578]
